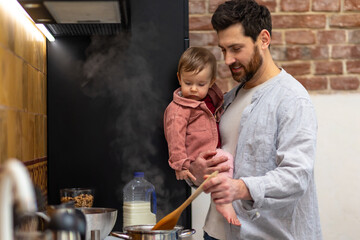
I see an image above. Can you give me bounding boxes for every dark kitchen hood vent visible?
[18,0,130,36]
[45,23,124,36]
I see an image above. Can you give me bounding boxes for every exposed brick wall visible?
[189,0,360,93]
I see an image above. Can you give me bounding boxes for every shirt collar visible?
[223,68,286,110]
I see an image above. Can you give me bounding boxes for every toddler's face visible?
[178,64,213,101]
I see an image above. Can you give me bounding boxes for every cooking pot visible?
[110,225,195,240]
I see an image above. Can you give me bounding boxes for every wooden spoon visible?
[152,171,219,230]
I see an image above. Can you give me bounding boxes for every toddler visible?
[163,47,240,226]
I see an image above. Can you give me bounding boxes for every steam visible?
[77,23,184,220]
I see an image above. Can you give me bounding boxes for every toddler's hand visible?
[175,170,197,182]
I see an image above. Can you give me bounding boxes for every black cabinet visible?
[47,0,190,230]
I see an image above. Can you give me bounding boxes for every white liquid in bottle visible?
[123,201,156,227]
[123,172,157,228]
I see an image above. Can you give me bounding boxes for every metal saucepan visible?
[110,225,195,240]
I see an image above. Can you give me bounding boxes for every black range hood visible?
[18,0,130,36]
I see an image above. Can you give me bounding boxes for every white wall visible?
[312,94,360,240]
[191,94,360,240]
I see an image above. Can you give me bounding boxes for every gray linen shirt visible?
[223,69,322,240]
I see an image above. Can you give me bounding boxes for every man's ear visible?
[258,29,271,50]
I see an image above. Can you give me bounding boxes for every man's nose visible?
[224,52,236,66]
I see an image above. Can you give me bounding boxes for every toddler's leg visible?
[214,149,234,178]
[216,203,241,226]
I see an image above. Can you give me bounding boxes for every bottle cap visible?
[134,172,144,177]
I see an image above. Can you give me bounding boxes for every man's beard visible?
[230,46,263,84]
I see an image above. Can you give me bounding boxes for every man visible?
[189,0,322,239]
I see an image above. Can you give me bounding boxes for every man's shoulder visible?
[273,70,311,99]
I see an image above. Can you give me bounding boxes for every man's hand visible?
[202,175,253,203]
[188,150,230,186]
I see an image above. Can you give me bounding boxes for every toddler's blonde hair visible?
[178,47,217,82]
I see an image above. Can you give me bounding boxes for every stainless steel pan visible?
[110,225,195,240]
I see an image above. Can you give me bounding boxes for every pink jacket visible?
[163,83,224,171]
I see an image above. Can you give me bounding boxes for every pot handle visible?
[110,231,132,240]
[179,229,196,238]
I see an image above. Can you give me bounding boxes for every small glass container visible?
[60,188,94,207]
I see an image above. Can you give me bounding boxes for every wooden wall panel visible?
[0,0,47,198]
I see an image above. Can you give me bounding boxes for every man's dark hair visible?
[211,0,272,43]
